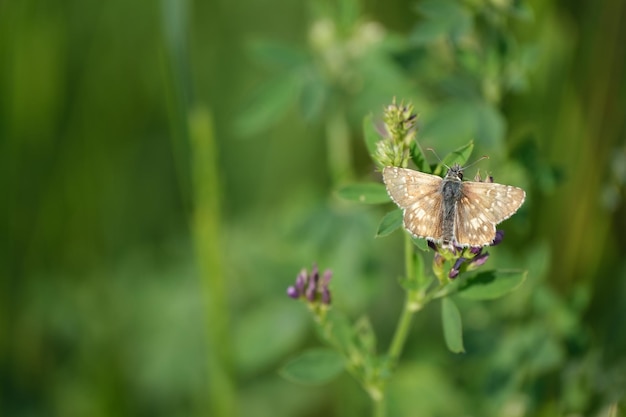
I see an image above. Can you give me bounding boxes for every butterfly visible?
[382,164,525,248]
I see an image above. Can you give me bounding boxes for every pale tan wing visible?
[454,181,526,247]
[462,181,526,223]
[382,167,444,241]
[454,194,497,247]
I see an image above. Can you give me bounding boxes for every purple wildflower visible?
[469,252,490,268]
[286,286,300,299]
[449,257,467,279]
[427,229,505,279]
[287,264,333,306]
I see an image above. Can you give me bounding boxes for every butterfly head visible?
[444,163,464,181]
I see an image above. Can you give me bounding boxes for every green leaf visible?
[410,20,448,45]
[417,0,467,21]
[409,141,432,173]
[457,270,527,300]
[363,114,381,164]
[235,73,300,137]
[412,0,473,45]
[400,252,431,292]
[300,71,327,122]
[354,316,377,355]
[411,236,430,252]
[441,298,464,353]
[279,348,345,385]
[234,298,308,373]
[336,183,389,204]
[442,141,474,168]
[413,251,432,290]
[319,310,354,354]
[376,209,403,237]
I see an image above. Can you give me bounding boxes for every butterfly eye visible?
[458,172,463,180]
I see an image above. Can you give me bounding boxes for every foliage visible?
[2,0,626,416]
[285,106,530,415]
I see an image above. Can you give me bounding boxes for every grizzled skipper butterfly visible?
[383,163,525,248]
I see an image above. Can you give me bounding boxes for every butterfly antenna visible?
[462,155,489,170]
[426,148,449,170]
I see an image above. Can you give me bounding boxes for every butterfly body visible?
[440,167,464,247]
[383,164,525,248]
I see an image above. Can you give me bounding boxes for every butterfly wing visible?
[454,181,526,246]
[382,167,444,241]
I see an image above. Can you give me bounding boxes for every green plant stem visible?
[189,107,237,417]
[371,234,422,417]
[373,396,385,417]
[388,292,417,364]
[389,233,420,361]
[404,233,414,285]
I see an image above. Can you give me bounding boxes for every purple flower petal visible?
[449,257,467,279]
[311,263,320,284]
[322,269,332,285]
[287,286,300,299]
[469,246,482,255]
[320,270,333,305]
[321,287,331,305]
[470,252,490,268]
[289,264,333,305]
[295,269,308,293]
[306,264,318,301]
[305,280,316,301]
[491,230,504,246]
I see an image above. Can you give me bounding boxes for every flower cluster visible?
[375,98,418,167]
[430,230,504,279]
[287,264,332,306]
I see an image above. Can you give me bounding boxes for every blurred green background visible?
[2,0,626,416]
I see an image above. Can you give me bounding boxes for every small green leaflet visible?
[433,142,474,176]
[458,270,527,300]
[279,348,345,385]
[441,298,465,353]
[376,209,403,237]
[362,114,383,168]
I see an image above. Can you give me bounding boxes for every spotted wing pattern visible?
[454,181,526,246]
[382,167,444,241]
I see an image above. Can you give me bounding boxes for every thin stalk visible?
[388,294,417,364]
[161,1,236,413]
[189,108,237,417]
[388,233,419,362]
[373,396,386,417]
[404,233,414,286]
[372,233,421,417]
